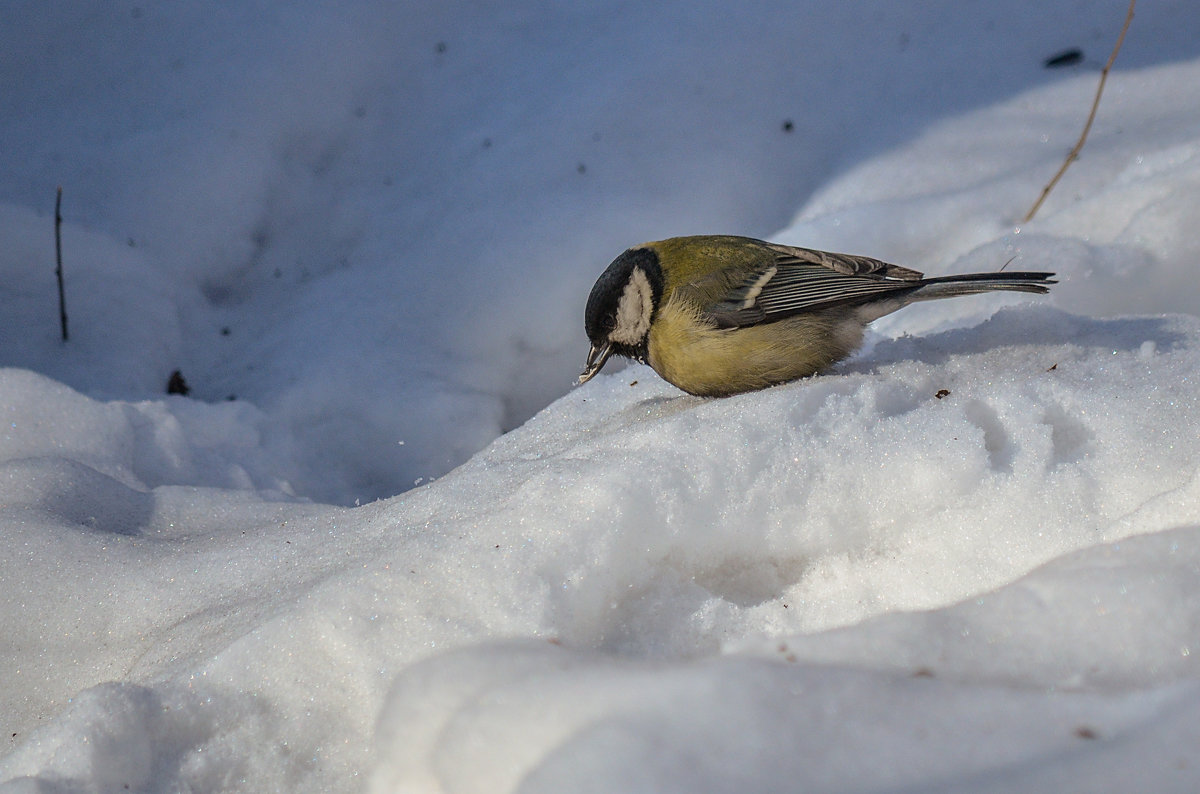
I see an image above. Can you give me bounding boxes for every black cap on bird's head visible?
[578,246,664,385]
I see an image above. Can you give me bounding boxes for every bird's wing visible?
[704,244,925,328]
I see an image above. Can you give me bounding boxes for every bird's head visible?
[578,245,664,385]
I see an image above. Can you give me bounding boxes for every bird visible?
[578,235,1055,397]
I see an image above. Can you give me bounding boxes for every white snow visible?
[4,1,1200,791]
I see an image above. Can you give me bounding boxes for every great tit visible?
[578,235,1055,397]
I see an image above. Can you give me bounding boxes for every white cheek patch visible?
[609,267,654,345]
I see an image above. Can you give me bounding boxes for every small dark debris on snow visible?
[782,119,794,133]
[1044,48,1083,68]
[1075,726,1099,740]
[935,389,951,399]
[912,667,935,678]
[1046,363,1058,372]
[629,380,638,387]
[166,370,190,396]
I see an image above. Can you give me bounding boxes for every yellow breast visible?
[647,296,862,397]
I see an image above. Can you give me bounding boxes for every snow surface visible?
[4,1,1200,791]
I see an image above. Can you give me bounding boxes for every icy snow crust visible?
[5,312,1200,792]
[5,1,1200,791]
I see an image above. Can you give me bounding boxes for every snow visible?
[3,1,1200,791]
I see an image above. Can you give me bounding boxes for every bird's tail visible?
[909,271,1056,301]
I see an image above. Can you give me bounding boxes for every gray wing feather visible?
[706,245,925,328]
[762,242,924,280]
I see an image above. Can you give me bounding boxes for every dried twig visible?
[55,186,69,342]
[1022,0,1135,223]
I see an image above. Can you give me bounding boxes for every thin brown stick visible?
[55,186,69,342]
[1022,0,1135,224]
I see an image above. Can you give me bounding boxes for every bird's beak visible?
[577,342,614,385]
